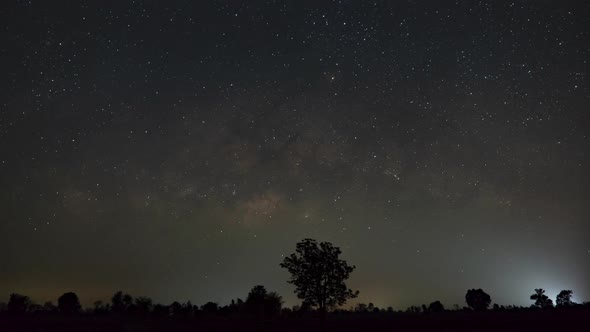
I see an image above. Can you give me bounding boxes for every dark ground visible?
[1,308,589,332]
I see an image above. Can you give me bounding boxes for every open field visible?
[1,308,588,332]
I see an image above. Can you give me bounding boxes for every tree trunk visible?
[319,305,326,321]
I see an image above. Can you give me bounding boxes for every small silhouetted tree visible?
[93,300,109,314]
[355,303,368,313]
[183,301,194,316]
[170,301,183,315]
[7,293,32,313]
[229,298,244,315]
[123,294,133,309]
[556,290,574,307]
[202,302,218,314]
[111,291,133,313]
[280,238,358,319]
[244,286,283,318]
[465,289,491,310]
[58,292,81,313]
[281,307,293,317]
[245,285,267,317]
[428,301,444,312]
[135,296,153,315]
[111,291,124,313]
[265,292,283,317]
[530,289,553,308]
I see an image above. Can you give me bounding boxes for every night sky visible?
[1,1,589,309]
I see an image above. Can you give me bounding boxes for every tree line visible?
[2,287,583,317]
[1,239,587,318]
[1,285,283,318]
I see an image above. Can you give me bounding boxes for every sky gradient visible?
[1,1,589,309]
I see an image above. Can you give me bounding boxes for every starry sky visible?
[1,1,589,309]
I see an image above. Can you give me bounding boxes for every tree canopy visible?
[530,288,553,308]
[244,285,283,317]
[7,293,32,313]
[465,289,491,311]
[111,291,133,313]
[428,300,445,312]
[556,290,574,307]
[280,238,358,316]
[57,292,81,313]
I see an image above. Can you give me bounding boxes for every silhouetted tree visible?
[265,291,283,317]
[556,290,574,307]
[406,305,421,313]
[135,296,153,315]
[222,298,241,316]
[280,238,358,319]
[201,301,218,314]
[245,285,267,317]
[465,289,491,310]
[243,285,283,318]
[281,307,293,317]
[182,301,195,316]
[123,294,133,309]
[530,289,553,308]
[355,303,368,313]
[93,300,109,314]
[7,293,32,313]
[428,301,444,312]
[111,291,124,313]
[170,301,183,315]
[58,292,81,313]
[111,291,133,313]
